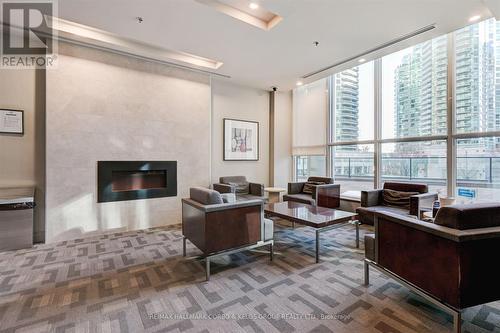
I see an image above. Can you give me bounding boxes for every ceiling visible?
[57,0,493,91]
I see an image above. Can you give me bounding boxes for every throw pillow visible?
[383,189,418,208]
[302,181,326,194]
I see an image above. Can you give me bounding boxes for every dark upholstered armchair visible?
[364,203,500,333]
[356,182,437,225]
[213,176,265,201]
[182,187,273,280]
[283,177,340,208]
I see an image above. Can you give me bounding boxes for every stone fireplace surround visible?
[45,42,211,243]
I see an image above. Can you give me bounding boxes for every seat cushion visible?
[283,193,315,206]
[364,234,375,261]
[236,194,267,202]
[262,218,274,241]
[356,205,409,225]
[190,187,223,205]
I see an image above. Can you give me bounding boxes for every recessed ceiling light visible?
[358,58,366,63]
[296,81,303,86]
[196,0,282,31]
[469,15,481,22]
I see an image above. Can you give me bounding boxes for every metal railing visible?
[332,156,500,186]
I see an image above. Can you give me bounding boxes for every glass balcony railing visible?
[333,156,500,187]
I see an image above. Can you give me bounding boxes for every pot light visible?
[469,15,481,22]
[249,2,259,10]
[296,81,303,86]
[358,58,366,63]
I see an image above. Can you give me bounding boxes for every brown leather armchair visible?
[357,182,437,225]
[213,176,266,202]
[364,203,500,333]
[283,176,340,208]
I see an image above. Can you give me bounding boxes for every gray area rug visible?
[0,221,499,333]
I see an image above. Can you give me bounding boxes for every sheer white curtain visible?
[292,78,328,155]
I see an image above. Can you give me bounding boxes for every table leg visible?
[315,229,320,263]
[355,220,360,249]
[182,236,186,256]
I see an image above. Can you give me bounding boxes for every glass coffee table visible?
[264,201,359,263]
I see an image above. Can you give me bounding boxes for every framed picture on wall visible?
[223,118,259,161]
[0,109,24,135]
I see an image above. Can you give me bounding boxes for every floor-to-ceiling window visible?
[329,61,375,191]
[380,35,448,194]
[453,19,500,202]
[293,18,500,203]
[294,155,326,182]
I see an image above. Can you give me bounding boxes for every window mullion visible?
[447,32,456,197]
[374,58,383,189]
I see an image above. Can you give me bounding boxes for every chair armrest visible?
[374,210,500,242]
[182,198,263,213]
[213,183,235,194]
[249,182,264,196]
[314,184,340,208]
[409,192,438,216]
[288,182,306,194]
[361,190,383,207]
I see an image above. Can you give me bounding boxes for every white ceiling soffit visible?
[303,23,437,80]
[484,0,500,19]
[49,17,225,75]
[195,0,282,31]
[56,0,494,90]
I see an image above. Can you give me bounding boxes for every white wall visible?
[211,79,270,185]
[273,91,293,188]
[0,68,46,242]
[45,43,211,243]
[0,70,36,187]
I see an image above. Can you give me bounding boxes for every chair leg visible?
[270,243,274,261]
[205,258,210,281]
[182,236,186,257]
[453,311,462,333]
[364,260,370,286]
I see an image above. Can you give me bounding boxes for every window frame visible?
[293,19,500,199]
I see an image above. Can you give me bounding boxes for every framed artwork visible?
[0,109,24,135]
[223,118,259,161]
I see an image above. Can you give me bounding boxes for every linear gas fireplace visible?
[97,161,177,203]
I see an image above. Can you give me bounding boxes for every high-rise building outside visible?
[334,68,360,143]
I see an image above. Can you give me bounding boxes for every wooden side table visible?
[264,187,286,203]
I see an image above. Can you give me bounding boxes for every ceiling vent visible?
[302,23,437,79]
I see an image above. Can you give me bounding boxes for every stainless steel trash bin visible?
[0,187,35,251]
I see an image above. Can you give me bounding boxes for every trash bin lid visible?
[0,187,34,206]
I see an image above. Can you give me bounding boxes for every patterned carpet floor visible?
[0,221,499,333]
